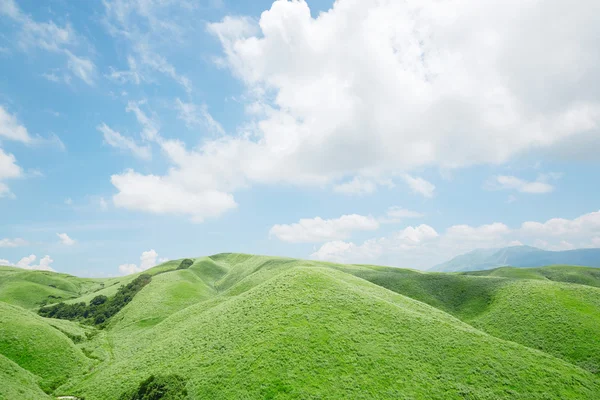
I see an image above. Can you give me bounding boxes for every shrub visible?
[38,274,152,326]
[177,259,194,270]
[119,375,188,400]
[90,295,108,306]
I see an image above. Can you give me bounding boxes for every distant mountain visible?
[430,245,600,272]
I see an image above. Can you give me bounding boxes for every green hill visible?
[0,353,51,399]
[1,255,600,399]
[0,302,92,394]
[352,265,600,374]
[0,266,108,310]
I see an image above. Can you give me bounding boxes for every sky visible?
[0,0,599,276]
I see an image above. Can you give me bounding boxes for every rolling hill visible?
[1,255,600,399]
[429,245,600,272]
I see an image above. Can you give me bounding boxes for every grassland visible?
[1,255,599,399]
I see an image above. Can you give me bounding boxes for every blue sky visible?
[0,0,599,276]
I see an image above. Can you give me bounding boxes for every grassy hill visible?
[0,302,92,393]
[1,255,600,399]
[0,354,51,399]
[0,266,109,310]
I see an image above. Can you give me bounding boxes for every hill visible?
[1,255,599,399]
[0,266,108,310]
[429,245,600,272]
[0,302,92,393]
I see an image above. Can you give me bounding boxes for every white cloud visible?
[400,174,436,198]
[446,223,511,242]
[42,72,62,83]
[110,0,599,222]
[311,224,439,266]
[198,0,599,198]
[107,56,142,84]
[99,197,108,211]
[520,211,600,238]
[175,99,225,135]
[118,249,168,275]
[65,197,73,205]
[125,101,159,141]
[0,182,10,197]
[311,210,600,269]
[1,0,95,84]
[102,0,194,92]
[333,177,376,196]
[310,240,379,264]
[270,214,379,243]
[65,50,96,85]
[56,233,75,246]
[135,44,191,92]
[0,147,22,197]
[98,123,152,160]
[487,175,556,194]
[386,207,424,220]
[0,237,28,247]
[0,148,22,180]
[111,169,237,223]
[0,106,32,143]
[4,254,56,271]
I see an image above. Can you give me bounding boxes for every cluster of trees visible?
[38,274,152,327]
[119,375,188,400]
[177,259,194,270]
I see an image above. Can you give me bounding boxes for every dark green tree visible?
[177,259,194,270]
[119,375,188,400]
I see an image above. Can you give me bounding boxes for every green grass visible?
[351,264,600,375]
[470,280,600,374]
[0,266,108,310]
[0,353,51,399]
[465,265,600,288]
[0,302,92,393]
[62,266,598,399]
[1,255,600,398]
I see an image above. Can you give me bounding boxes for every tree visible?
[177,259,194,270]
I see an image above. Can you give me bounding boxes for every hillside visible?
[430,245,600,272]
[1,255,600,399]
[0,266,109,310]
[0,302,92,393]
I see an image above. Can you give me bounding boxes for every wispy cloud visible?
[176,99,225,135]
[98,123,152,160]
[401,174,436,198]
[0,0,95,84]
[270,214,380,243]
[102,0,195,92]
[486,174,561,194]
[0,237,28,247]
[57,232,76,246]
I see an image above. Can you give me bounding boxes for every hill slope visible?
[0,302,92,394]
[1,254,600,399]
[0,266,109,310]
[430,245,600,272]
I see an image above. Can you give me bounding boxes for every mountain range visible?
[429,245,600,272]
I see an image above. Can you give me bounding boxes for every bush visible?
[38,274,152,326]
[177,259,194,270]
[119,375,188,400]
[90,295,108,306]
